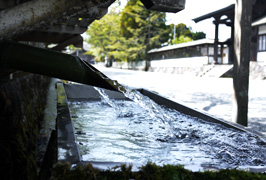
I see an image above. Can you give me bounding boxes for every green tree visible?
[108,34,144,62]
[169,23,206,44]
[85,4,145,62]
[85,0,205,62]
[175,23,193,38]
[85,8,121,62]
[192,31,206,40]
[172,35,193,44]
[120,0,169,61]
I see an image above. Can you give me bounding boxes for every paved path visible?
[96,66,266,136]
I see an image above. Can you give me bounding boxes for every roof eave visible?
[192,4,235,23]
[252,16,266,26]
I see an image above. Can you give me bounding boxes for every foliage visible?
[172,35,193,44]
[85,0,206,62]
[67,44,78,51]
[50,162,266,180]
[108,33,144,62]
[85,8,121,62]
[169,23,206,45]
[174,23,193,38]
[120,0,169,61]
[192,31,206,40]
[86,0,170,62]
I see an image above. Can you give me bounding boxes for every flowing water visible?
[94,70,176,137]
[70,69,266,170]
[95,86,175,137]
[68,90,266,171]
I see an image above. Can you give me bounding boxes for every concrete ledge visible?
[64,83,128,101]
[56,82,81,164]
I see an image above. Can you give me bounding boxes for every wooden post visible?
[229,22,234,64]
[232,0,252,126]
[214,18,220,63]
[221,43,224,64]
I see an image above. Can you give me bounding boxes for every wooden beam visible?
[51,35,83,51]
[217,19,233,26]
[44,24,87,34]
[232,0,253,126]
[213,17,220,63]
[66,17,79,26]
[140,0,185,13]
[15,31,73,43]
[79,7,108,19]
[229,24,234,64]
[78,18,94,27]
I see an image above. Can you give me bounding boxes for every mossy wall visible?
[0,73,50,180]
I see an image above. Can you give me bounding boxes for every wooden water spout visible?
[0,40,117,91]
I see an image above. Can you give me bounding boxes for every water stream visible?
[92,68,176,138]
[69,99,266,171]
[94,85,175,138]
[70,68,266,170]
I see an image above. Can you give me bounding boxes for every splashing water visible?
[76,68,266,170]
[94,87,122,116]
[121,86,175,138]
[69,100,266,170]
[94,77,175,138]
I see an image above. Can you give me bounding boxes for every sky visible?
[166,0,236,40]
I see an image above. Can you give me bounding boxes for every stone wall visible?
[95,61,149,71]
[95,60,266,79]
[0,73,50,180]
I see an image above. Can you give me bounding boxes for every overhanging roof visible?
[193,4,235,23]
[148,39,214,54]
[193,1,266,24]
[252,15,266,26]
[0,0,186,51]
[0,0,115,50]
[140,0,185,13]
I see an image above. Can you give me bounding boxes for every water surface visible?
[69,99,266,171]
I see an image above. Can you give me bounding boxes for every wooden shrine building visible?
[193,0,266,64]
